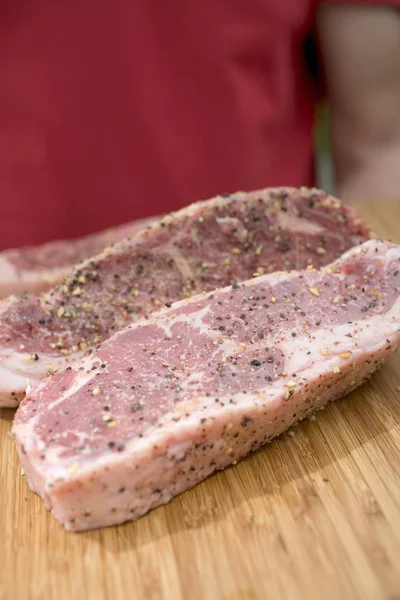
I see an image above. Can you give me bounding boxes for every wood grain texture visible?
[1,201,400,600]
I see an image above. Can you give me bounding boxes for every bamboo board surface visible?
[1,200,400,600]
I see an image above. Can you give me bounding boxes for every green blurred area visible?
[315,103,334,192]
[316,103,330,153]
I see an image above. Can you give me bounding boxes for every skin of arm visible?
[317,4,400,202]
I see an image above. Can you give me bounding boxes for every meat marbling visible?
[12,239,400,531]
[0,218,153,298]
[0,187,370,407]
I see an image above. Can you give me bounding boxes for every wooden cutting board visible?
[1,200,400,600]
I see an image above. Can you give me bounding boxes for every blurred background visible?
[315,104,334,194]
[0,2,399,252]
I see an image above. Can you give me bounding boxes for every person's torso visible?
[0,0,318,249]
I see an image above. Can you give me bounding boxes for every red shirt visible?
[0,1,396,249]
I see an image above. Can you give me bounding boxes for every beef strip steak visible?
[13,239,400,532]
[0,187,371,407]
[0,217,154,298]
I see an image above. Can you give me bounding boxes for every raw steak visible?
[0,218,153,298]
[0,187,370,407]
[13,239,400,532]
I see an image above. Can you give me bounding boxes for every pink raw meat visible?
[13,239,400,531]
[0,217,153,297]
[0,187,371,407]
